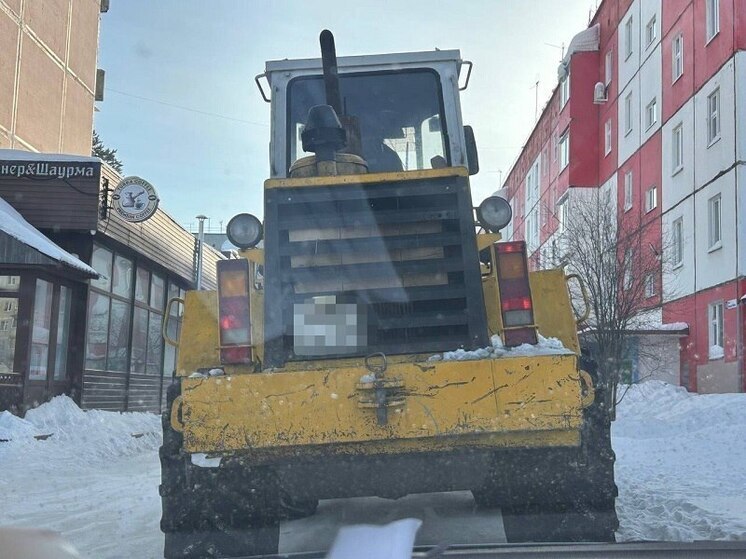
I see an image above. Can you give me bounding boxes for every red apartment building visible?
[502,0,746,393]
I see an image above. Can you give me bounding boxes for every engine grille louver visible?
[263,175,488,367]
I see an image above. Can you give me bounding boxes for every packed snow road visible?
[1,381,745,558]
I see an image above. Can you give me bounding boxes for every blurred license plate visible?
[293,296,367,356]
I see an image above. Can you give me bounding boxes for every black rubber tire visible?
[160,380,281,558]
[501,501,618,542]
[472,354,618,543]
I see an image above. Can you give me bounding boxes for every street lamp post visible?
[196,214,208,290]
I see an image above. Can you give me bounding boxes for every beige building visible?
[0,0,102,155]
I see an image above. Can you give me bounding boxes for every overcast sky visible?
[95,0,596,232]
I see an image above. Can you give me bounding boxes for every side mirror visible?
[464,125,479,176]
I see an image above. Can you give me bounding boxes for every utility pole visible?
[195,214,208,290]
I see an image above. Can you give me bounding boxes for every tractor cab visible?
[257,46,477,178]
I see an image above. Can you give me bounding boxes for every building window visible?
[646,15,657,47]
[525,207,540,254]
[559,130,569,170]
[560,73,570,108]
[624,171,633,211]
[605,50,613,85]
[29,279,53,381]
[623,250,633,289]
[645,98,657,129]
[53,286,72,381]
[557,194,568,233]
[645,186,657,212]
[708,302,724,359]
[604,119,612,155]
[706,0,720,42]
[625,16,634,59]
[672,124,684,173]
[707,88,720,145]
[672,33,684,82]
[708,194,721,250]
[525,157,540,208]
[624,92,633,135]
[672,217,683,266]
[644,275,655,298]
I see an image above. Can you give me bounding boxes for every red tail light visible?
[217,259,252,364]
[494,241,538,347]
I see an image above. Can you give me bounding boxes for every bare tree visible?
[550,189,675,416]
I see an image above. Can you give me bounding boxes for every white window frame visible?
[672,33,684,82]
[624,92,633,135]
[525,207,540,254]
[624,171,633,211]
[672,124,684,174]
[645,186,657,213]
[623,250,633,289]
[707,88,721,145]
[557,193,568,234]
[708,194,722,250]
[559,130,569,170]
[560,73,570,108]
[672,217,683,267]
[605,50,613,85]
[625,16,634,59]
[525,157,540,209]
[708,301,724,357]
[645,15,657,47]
[645,98,657,130]
[706,0,720,43]
[644,274,655,298]
[604,119,612,156]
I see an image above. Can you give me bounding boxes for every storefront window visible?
[107,300,131,372]
[0,275,20,292]
[150,274,165,310]
[112,255,133,298]
[135,267,149,303]
[29,279,53,381]
[53,286,72,380]
[91,245,113,291]
[146,311,163,375]
[130,307,148,374]
[0,297,18,376]
[85,291,110,370]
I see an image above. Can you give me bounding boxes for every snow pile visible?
[428,333,573,362]
[1,396,162,559]
[0,395,161,463]
[614,381,746,542]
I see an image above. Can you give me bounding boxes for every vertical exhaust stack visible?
[319,30,362,158]
[294,30,367,178]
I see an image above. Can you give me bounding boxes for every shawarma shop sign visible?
[111,176,160,223]
[0,161,97,179]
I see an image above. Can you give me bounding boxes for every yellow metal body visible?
[178,353,582,459]
[173,167,588,461]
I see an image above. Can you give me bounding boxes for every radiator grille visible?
[263,175,487,366]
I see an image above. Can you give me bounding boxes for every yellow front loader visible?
[159,31,617,558]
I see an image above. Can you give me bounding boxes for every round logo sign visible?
[111,176,159,223]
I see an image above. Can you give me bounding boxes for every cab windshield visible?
[287,69,448,172]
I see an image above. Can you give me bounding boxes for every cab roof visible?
[265,49,463,79]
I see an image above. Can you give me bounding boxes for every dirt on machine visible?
[158,30,618,558]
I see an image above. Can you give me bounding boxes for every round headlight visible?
[476,196,512,232]
[226,213,263,249]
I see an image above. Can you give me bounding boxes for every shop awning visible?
[0,196,98,278]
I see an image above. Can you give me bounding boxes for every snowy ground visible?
[1,381,745,558]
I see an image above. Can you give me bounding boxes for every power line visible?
[105,88,269,127]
